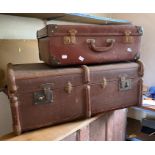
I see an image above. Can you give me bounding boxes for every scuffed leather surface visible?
[38,24,142,66]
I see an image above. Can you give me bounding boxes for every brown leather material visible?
[7,63,21,135]
[137,60,144,77]
[7,62,143,135]
[37,24,143,66]
[82,65,90,83]
[84,84,91,118]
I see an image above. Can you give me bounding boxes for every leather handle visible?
[87,38,115,52]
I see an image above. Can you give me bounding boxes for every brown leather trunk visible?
[37,24,143,66]
[7,62,143,135]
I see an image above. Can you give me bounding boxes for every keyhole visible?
[39,96,45,101]
[125,82,129,88]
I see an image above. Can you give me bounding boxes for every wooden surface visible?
[0,114,104,141]
[141,105,155,111]
[0,109,127,141]
[131,105,155,112]
[106,108,127,140]
[62,109,127,141]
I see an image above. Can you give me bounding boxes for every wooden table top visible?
[0,113,104,141]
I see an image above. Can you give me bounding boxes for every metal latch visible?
[124,30,134,44]
[100,77,107,89]
[119,76,132,91]
[33,83,54,105]
[64,29,77,44]
[64,81,73,94]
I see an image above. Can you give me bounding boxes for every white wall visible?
[0,14,45,39]
[109,13,155,87]
[0,13,127,40]
[0,92,12,135]
[108,13,155,121]
[0,14,95,39]
[0,14,44,135]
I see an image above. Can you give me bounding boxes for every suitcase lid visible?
[79,62,142,86]
[88,62,141,84]
[37,24,143,38]
[7,63,85,94]
[7,62,143,94]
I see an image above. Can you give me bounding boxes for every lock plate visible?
[119,77,132,91]
[124,30,134,44]
[33,83,54,105]
[64,29,77,44]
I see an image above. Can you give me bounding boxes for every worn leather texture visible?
[7,62,143,135]
[37,24,143,66]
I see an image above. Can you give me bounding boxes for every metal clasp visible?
[124,30,134,44]
[100,77,107,89]
[119,76,132,91]
[64,29,77,44]
[64,81,73,94]
[34,83,54,105]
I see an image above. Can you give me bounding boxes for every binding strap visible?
[136,60,144,77]
[82,65,91,118]
[81,65,90,83]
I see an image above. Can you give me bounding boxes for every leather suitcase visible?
[37,24,143,66]
[7,62,143,135]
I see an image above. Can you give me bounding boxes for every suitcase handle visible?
[87,39,115,52]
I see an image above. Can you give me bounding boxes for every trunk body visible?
[7,62,143,135]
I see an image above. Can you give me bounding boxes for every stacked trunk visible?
[7,24,144,135]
